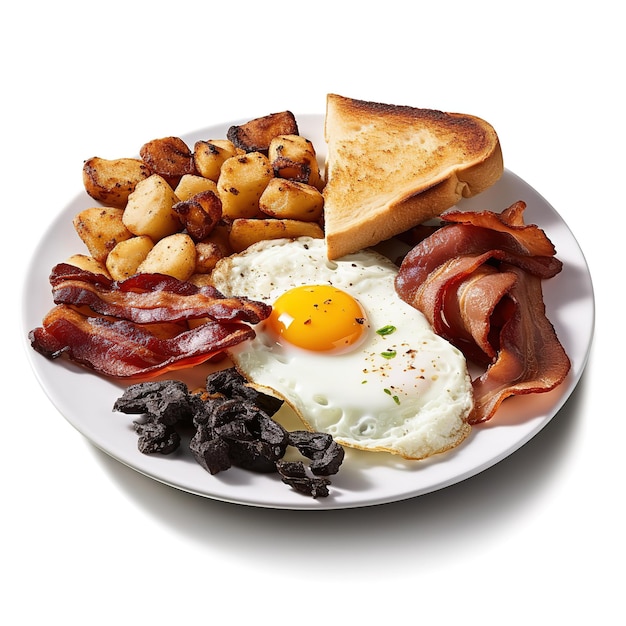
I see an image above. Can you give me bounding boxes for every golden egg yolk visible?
[267,285,366,352]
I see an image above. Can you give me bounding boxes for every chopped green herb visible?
[381,350,397,359]
[376,325,397,336]
[383,388,400,405]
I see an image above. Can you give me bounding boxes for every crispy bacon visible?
[49,263,271,324]
[443,200,558,256]
[469,264,571,423]
[414,253,518,366]
[395,201,571,423]
[30,264,271,379]
[395,202,562,305]
[446,265,518,364]
[29,305,255,379]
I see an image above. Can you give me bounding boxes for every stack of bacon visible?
[29,264,271,379]
[395,201,571,424]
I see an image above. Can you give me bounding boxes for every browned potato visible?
[229,218,324,252]
[106,235,154,280]
[194,241,224,274]
[217,152,273,219]
[65,254,111,277]
[139,136,195,186]
[73,207,134,262]
[172,189,222,241]
[82,157,151,208]
[123,174,182,241]
[136,233,196,281]
[227,111,298,154]
[193,139,241,181]
[200,222,233,257]
[268,135,323,190]
[174,174,218,201]
[259,178,324,221]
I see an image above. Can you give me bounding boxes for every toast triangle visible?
[322,94,503,259]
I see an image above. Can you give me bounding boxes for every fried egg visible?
[211,237,473,460]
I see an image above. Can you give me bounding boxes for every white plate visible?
[21,114,595,510]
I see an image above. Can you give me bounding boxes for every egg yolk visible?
[268,284,366,352]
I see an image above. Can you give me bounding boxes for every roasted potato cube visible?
[193,139,241,181]
[217,152,273,219]
[136,233,196,281]
[259,179,324,221]
[200,222,233,257]
[227,111,298,154]
[268,135,323,190]
[106,235,154,280]
[229,218,324,252]
[73,207,134,262]
[174,174,218,201]
[123,174,182,241]
[173,189,222,241]
[65,254,111,277]
[194,241,224,274]
[82,157,151,209]
[139,136,195,186]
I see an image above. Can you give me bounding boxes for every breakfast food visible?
[82,156,151,209]
[395,201,571,423]
[210,236,474,460]
[227,110,299,154]
[322,93,504,259]
[29,264,271,378]
[27,100,575,503]
[114,369,345,498]
[79,114,325,280]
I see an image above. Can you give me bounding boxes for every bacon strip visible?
[418,257,518,366]
[469,264,571,423]
[395,208,562,304]
[442,200,558,256]
[449,266,517,363]
[29,304,255,379]
[395,201,570,423]
[49,263,271,324]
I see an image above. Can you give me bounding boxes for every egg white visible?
[211,237,473,460]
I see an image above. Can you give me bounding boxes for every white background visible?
[3,1,621,623]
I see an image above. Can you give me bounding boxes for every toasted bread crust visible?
[322,94,503,259]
